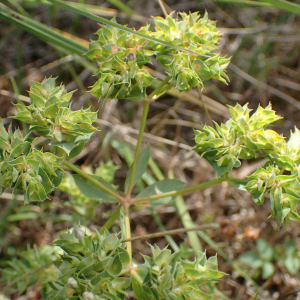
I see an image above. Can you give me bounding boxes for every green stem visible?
[62,160,124,203]
[124,204,132,266]
[125,100,150,196]
[148,75,172,100]
[226,177,248,185]
[133,177,227,204]
[99,205,121,234]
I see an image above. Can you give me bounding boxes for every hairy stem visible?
[125,100,150,196]
[62,160,124,204]
[133,177,227,204]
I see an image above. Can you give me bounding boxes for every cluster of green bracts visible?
[14,77,97,158]
[0,121,63,203]
[47,227,224,300]
[87,11,230,101]
[194,103,300,227]
[0,77,98,202]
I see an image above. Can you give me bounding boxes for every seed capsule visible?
[127,51,136,61]
[83,292,94,300]
[74,227,85,239]
[67,277,77,288]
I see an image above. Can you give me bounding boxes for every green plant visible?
[238,238,275,280]
[238,238,300,280]
[1,2,300,299]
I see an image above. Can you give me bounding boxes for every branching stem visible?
[133,177,228,204]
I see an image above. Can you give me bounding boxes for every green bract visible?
[14,77,97,157]
[194,103,300,227]
[88,12,229,101]
[0,120,63,203]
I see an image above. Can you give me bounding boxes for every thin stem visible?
[99,205,121,234]
[125,100,150,196]
[226,177,248,185]
[196,86,213,127]
[133,177,227,204]
[124,204,132,266]
[157,0,168,17]
[62,160,124,204]
[148,75,172,100]
[122,223,219,242]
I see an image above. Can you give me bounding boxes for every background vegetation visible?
[1,0,300,299]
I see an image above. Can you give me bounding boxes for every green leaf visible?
[132,278,152,300]
[284,255,300,274]
[256,239,274,262]
[125,145,150,192]
[239,250,263,268]
[73,174,118,203]
[262,262,275,279]
[107,255,122,276]
[136,179,186,206]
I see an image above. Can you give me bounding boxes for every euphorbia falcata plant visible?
[1,2,300,299]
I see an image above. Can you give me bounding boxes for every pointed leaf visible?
[73,174,118,202]
[125,145,150,192]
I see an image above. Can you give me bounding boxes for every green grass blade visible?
[105,0,135,16]
[168,170,203,255]
[46,0,201,56]
[0,3,88,55]
[213,0,300,14]
[213,0,272,7]
[264,0,300,14]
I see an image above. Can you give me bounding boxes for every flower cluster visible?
[87,12,229,101]
[0,121,63,203]
[14,77,97,157]
[194,103,300,227]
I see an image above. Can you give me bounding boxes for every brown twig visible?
[122,223,219,242]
